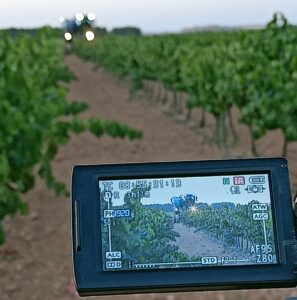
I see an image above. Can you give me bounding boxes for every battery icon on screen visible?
[249,176,265,184]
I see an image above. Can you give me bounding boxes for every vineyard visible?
[102,186,276,268]
[180,201,275,257]
[1,14,297,300]
[75,13,297,157]
[101,187,190,268]
[0,29,142,244]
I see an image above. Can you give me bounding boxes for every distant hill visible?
[1,27,62,38]
[196,202,235,209]
[181,24,264,33]
[196,202,208,209]
[111,27,142,36]
[144,203,173,212]
[144,202,236,212]
[211,202,236,209]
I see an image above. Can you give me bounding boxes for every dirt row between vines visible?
[172,223,248,261]
[1,55,296,300]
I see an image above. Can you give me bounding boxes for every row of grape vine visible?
[101,187,190,268]
[75,13,297,156]
[180,201,274,253]
[0,28,142,245]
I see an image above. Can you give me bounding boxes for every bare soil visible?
[1,55,297,300]
[173,222,227,257]
[172,223,246,261]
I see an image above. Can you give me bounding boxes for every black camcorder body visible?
[71,157,297,296]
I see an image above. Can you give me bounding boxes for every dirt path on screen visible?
[0,55,296,300]
[172,223,246,261]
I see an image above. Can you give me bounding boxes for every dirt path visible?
[173,223,241,260]
[0,55,296,300]
[173,222,258,266]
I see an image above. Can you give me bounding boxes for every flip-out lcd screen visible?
[99,173,277,271]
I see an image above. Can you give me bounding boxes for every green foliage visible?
[0,224,4,245]
[180,201,274,252]
[0,31,142,245]
[101,187,189,268]
[88,119,143,139]
[75,13,297,156]
[94,27,108,36]
[111,27,142,36]
[0,26,62,39]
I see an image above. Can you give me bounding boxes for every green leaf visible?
[19,201,29,215]
[0,223,4,245]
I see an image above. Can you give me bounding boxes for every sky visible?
[1,0,297,33]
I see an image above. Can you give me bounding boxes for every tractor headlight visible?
[190,206,197,212]
[87,13,96,21]
[75,13,84,22]
[64,32,72,41]
[85,31,95,41]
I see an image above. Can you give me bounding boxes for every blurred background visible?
[0,1,297,299]
[1,0,297,32]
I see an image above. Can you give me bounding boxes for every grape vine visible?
[180,201,274,253]
[101,187,189,268]
[0,28,142,245]
[75,13,297,156]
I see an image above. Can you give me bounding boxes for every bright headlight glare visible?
[85,31,95,41]
[75,13,84,22]
[87,13,96,21]
[64,32,72,41]
[190,206,197,212]
[59,16,65,23]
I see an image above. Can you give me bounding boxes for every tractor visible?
[60,13,96,52]
[171,194,197,223]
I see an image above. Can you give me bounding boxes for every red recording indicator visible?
[233,176,245,185]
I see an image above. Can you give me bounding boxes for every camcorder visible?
[71,157,297,296]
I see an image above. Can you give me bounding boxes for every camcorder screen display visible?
[99,173,277,271]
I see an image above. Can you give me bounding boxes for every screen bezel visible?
[72,158,296,296]
[98,171,279,272]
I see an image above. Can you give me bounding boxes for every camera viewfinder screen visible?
[99,174,277,271]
